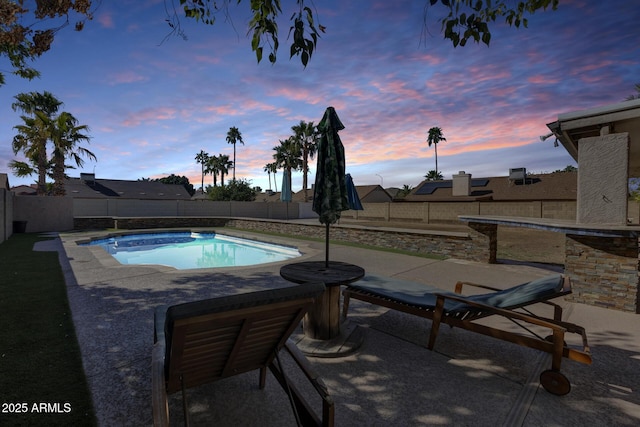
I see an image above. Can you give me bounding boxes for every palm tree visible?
[291,120,319,201]
[269,162,279,192]
[11,91,63,195]
[263,162,278,190]
[399,184,413,197]
[217,154,232,186]
[49,111,95,196]
[195,150,209,191]
[205,154,219,187]
[425,170,443,181]
[626,83,640,101]
[10,115,46,185]
[273,137,302,194]
[426,127,446,176]
[226,126,244,180]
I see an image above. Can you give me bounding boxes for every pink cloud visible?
[193,55,221,65]
[108,71,147,85]
[98,12,114,29]
[121,107,178,127]
[370,79,424,102]
[410,53,445,65]
[527,75,560,84]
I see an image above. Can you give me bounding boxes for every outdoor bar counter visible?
[460,215,640,313]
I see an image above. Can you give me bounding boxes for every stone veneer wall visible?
[565,233,639,313]
[73,216,497,263]
[227,219,496,263]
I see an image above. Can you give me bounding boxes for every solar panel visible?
[415,181,452,195]
[415,178,489,195]
[471,179,489,187]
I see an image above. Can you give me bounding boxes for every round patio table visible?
[280,261,365,340]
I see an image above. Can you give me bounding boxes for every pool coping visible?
[60,227,320,275]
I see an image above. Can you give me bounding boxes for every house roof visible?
[64,177,192,200]
[403,172,577,202]
[10,185,36,195]
[547,99,640,175]
[385,187,401,198]
[256,184,392,203]
[355,185,379,199]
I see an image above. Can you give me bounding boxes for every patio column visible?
[565,232,640,313]
[577,130,629,224]
[466,221,497,263]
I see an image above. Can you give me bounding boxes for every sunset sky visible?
[1,0,639,193]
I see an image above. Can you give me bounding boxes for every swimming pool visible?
[81,232,301,270]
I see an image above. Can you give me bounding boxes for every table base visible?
[290,320,365,358]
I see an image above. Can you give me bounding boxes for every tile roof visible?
[403,172,577,202]
[64,177,192,200]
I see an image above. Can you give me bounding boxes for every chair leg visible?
[259,366,267,389]
[428,296,445,350]
[341,292,351,321]
[550,328,565,372]
[181,375,190,427]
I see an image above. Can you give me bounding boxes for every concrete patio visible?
[39,227,640,426]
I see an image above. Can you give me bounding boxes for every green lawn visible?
[0,234,96,427]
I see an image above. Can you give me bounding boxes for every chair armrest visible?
[284,340,333,403]
[154,306,168,343]
[152,341,169,427]
[454,281,502,294]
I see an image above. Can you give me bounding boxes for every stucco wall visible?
[1,188,13,243]
[72,198,303,220]
[13,195,74,232]
[577,132,629,224]
[343,201,578,223]
[11,196,603,234]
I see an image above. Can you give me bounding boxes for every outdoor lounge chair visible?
[152,282,334,427]
[342,274,592,395]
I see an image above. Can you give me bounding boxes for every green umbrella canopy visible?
[313,107,350,225]
[280,169,292,202]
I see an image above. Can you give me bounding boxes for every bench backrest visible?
[160,282,325,393]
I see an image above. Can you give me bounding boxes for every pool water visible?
[81,232,301,270]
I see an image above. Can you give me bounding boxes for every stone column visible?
[565,233,639,313]
[466,222,497,263]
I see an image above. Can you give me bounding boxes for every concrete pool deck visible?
[40,228,640,426]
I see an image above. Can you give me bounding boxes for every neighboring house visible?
[403,171,577,202]
[355,185,393,203]
[259,185,393,204]
[64,174,192,200]
[191,188,208,200]
[385,187,401,199]
[257,190,287,202]
[10,184,36,195]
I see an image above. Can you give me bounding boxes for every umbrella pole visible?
[325,223,330,268]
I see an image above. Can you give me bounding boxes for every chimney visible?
[452,171,471,196]
[80,173,95,186]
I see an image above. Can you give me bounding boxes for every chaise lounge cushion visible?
[346,274,566,314]
[449,274,566,312]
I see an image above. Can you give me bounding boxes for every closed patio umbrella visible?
[281,169,292,219]
[313,107,350,267]
[345,173,363,211]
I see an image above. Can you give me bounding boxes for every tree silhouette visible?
[426,127,446,176]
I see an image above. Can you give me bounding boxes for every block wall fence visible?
[8,197,589,236]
